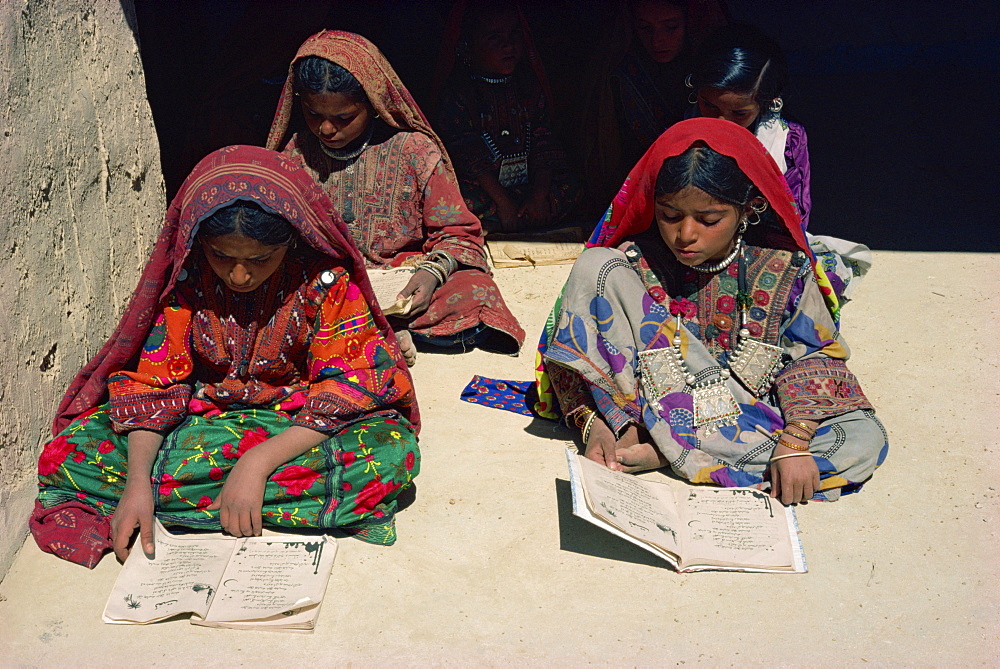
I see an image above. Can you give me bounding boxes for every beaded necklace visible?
[319,122,375,162]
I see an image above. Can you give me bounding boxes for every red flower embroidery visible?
[754,289,770,306]
[196,496,213,510]
[222,427,270,459]
[405,451,416,471]
[669,298,697,319]
[341,450,356,467]
[272,465,320,497]
[97,440,115,454]
[38,434,76,476]
[353,478,401,515]
[157,473,184,497]
[716,295,736,314]
[209,466,224,481]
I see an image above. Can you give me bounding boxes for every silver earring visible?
[768,97,784,113]
[737,218,748,234]
[688,91,698,105]
[684,74,694,89]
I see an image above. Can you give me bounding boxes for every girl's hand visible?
[770,443,820,505]
[111,482,156,562]
[208,459,268,537]
[583,417,623,471]
[398,269,439,315]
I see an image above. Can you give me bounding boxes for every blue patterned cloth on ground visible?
[460,376,536,417]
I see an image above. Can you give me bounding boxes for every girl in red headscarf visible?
[31,146,419,568]
[538,118,887,505]
[267,30,525,365]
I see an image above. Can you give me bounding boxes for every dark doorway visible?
[133,0,999,251]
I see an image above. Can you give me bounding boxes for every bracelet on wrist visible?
[784,420,816,437]
[581,412,598,445]
[777,437,810,452]
[770,451,813,463]
[781,426,814,442]
[571,407,596,431]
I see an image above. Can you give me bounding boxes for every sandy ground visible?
[1,251,998,667]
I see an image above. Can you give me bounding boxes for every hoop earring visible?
[746,198,768,226]
[684,74,693,89]
[737,218,748,235]
[688,90,698,105]
[768,97,784,113]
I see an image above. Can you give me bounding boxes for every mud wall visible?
[0,0,164,579]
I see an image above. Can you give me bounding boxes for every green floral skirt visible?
[37,405,419,545]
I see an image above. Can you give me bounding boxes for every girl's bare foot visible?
[616,442,668,474]
[396,330,417,367]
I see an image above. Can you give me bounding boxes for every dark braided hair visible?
[655,145,758,206]
[198,199,297,246]
[293,56,368,104]
[690,23,788,128]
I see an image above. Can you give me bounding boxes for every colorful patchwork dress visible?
[31,146,420,568]
[542,235,887,499]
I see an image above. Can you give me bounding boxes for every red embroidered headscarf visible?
[266,30,456,176]
[53,145,418,434]
[588,117,839,315]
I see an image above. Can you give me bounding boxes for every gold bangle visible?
[572,407,596,431]
[777,437,810,452]
[770,451,813,463]
[784,420,816,437]
[781,427,814,442]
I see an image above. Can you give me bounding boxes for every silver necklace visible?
[691,236,743,274]
[320,123,375,161]
[474,73,513,84]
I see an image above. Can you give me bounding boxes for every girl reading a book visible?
[537,118,887,505]
[266,30,525,365]
[31,146,420,568]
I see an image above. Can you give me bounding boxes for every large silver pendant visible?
[692,378,741,434]
[729,338,784,396]
[637,347,688,404]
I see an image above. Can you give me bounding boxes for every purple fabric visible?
[783,120,812,232]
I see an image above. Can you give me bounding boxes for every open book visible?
[567,451,806,573]
[366,267,415,316]
[485,226,586,268]
[103,520,337,631]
